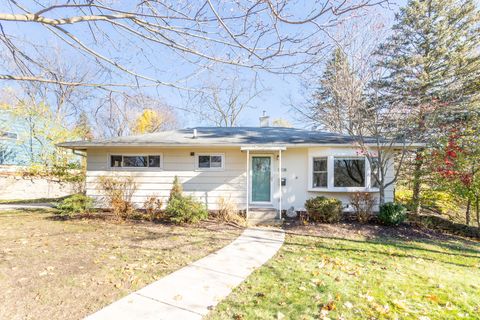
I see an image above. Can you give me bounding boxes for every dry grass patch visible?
[0,209,242,320]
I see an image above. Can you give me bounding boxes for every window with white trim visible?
[312,157,328,188]
[110,155,161,168]
[0,131,18,140]
[334,157,365,187]
[196,154,224,170]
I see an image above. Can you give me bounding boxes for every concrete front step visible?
[248,218,283,226]
[247,208,280,226]
[248,211,277,220]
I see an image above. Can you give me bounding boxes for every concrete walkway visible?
[85,227,285,320]
[0,203,54,210]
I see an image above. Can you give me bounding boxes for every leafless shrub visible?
[350,192,376,223]
[97,176,137,220]
[217,196,245,225]
[143,195,163,221]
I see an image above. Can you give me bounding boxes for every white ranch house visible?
[60,117,400,222]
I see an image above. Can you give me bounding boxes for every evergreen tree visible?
[374,0,480,213]
[310,47,363,134]
[74,111,94,141]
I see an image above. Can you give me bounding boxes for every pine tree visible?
[310,47,363,134]
[74,111,94,141]
[168,176,183,202]
[374,0,480,213]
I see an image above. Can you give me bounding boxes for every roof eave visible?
[57,142,424,150]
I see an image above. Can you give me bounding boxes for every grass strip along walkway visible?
[208,224,480,320]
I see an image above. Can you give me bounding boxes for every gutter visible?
[57,142,426,150]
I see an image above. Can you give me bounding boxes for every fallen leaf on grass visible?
[320,300,336,311]
[372,302,390,314]
[392,299,407,310]
[233,314,244,320]
[319,309,331,320]
[426,294,439,303]
[359,293,374,302]
[444,301,455,310]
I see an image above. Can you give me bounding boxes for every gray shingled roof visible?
[58,127,379,149]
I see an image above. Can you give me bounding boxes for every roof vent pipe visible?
[193,128,198,139]
[259,111,270,127]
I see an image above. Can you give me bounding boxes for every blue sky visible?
[0,1,405,128]
[143,2,402,128]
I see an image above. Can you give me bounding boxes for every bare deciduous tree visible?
[93,92,177,138]
[192,75,263,127]
[0,0,388,90]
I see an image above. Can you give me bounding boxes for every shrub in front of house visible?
[378,202,407,226]
[305,196,342,223]
[216,196,245,225]
[350,192,376,223]
[165,176,208,224]
[166,195,208,224]
[56,194,93,216]
[169,176,183,202]
[97,176,138,219]
[143,195,163,221]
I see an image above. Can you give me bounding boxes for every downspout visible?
[279,149,282,219]
[246,149,249,220]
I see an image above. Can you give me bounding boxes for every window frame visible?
[0,131,18,140]
[312,157,328,188]
[333,156,366,188]
[108,153,163,170]
[195,153,225,171]
[308,153,379,192]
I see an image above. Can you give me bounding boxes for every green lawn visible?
[208,224,480,320]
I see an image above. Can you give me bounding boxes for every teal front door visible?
[252,156,271,202]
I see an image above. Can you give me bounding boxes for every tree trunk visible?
[465,198,471,226]
[411,149,424,214]
[379,185,385,206]
[476,194,479,228]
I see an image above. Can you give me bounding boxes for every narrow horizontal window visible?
[110,155,162,168]
[197,154,224,169]
[312,157,327,188]
[0,131,17,140]
[123,156,147,167]
[334,157,365,187]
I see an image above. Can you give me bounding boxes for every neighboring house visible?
[59,115,405,221]
[0,111,39,166]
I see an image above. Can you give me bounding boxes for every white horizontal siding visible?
[85,145,398,212]
[86,147,247,210]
